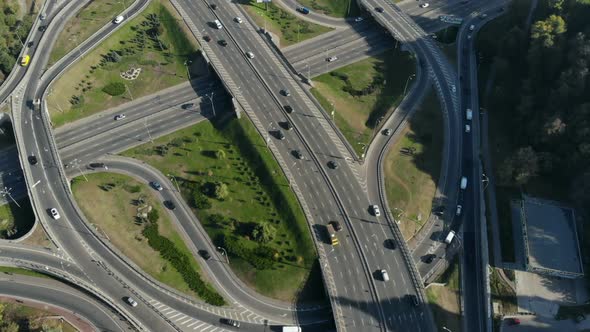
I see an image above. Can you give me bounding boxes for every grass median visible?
[48,0,134,66]
[123,116,322,302]
[383,90,442,240]
[310,47,414,156]
[72,172,224,305]
[241,0,333,47]
[47,0,200,127]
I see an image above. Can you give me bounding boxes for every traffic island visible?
[383,90,442,240]
[310,48,415,157]
[71,172,224,305]
[122,116,324,303]
[47,0,203,127]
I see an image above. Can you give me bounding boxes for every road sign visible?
[439,15,463,25]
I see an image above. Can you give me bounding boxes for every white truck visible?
[445,230,456,244]
[282,327,302,332]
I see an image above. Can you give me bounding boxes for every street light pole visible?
[266,122,273,146]
[330,101,335,121]
[143,118,153,143]
[167,174,180,192]
[403,74,416,96]
[71,159,88,182]
[217,246,229,263]
[1,187,20,208]
[206,92,216,117]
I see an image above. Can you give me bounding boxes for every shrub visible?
[102,82,126,96]
[192,192,211,209]
[251,222,276,244]
[215,149,226,159]
[142,221,225,305]
[147,208,159,223]
[213,182,229,200]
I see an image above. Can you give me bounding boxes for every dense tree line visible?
[478,0,590,217]
[0,1,33,80]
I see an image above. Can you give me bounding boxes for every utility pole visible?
[1,187,20,208]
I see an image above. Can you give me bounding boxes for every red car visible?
[203,35,211,42]
[507,317,521,325]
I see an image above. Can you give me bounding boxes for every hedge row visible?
[218,235,276,270]
[142,221,225,305]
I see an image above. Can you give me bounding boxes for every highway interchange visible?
[0,0,508,331]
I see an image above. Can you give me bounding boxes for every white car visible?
[126,297,138,307]
[420,3,430,8]
[469,24,475,31]
[381,269,389,281]
[465,124,471,133]
[456,205,463,216]
[113,15,124,24]
[354,17,363,22]
[246,51,254,59]
[114,114,126,121]
[372,205,381,217]
[234,17,242,23]
[326,56,338,62]
[451,84,456,93]
[50,208,60,220]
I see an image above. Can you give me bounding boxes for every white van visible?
[445,231,455,244]
[460,176,468,190]
[214,19,223,29]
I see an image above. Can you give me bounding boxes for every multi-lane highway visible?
[0,0,511,330]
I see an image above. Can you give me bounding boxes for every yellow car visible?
[20,55,30,66]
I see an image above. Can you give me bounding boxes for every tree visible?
[214,182,228,200]
[0,322,19,332]
[192,192,211,209]
[512,146,539,185]
[102,82,126,96]
[251,222,276,244]
[531,15,566,48]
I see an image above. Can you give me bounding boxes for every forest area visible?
[0,0,34,82]
[477,0,590,259]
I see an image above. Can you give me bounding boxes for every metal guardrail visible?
[0,257,144,331]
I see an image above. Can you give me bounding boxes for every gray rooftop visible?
[523,197,583,275]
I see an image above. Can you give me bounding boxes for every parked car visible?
[50,208,60,220]
[150,181,163,191]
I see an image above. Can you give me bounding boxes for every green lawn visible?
[383,90,442,240]
[297,0,360,18]
[0,198,35,239]
[241,0,333,47]
[123,116,323,302]
[0,267,52,279]
[48,0,133,65]
[311,47,415,157]
[72,173,221,303]
[47,0,200,127]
